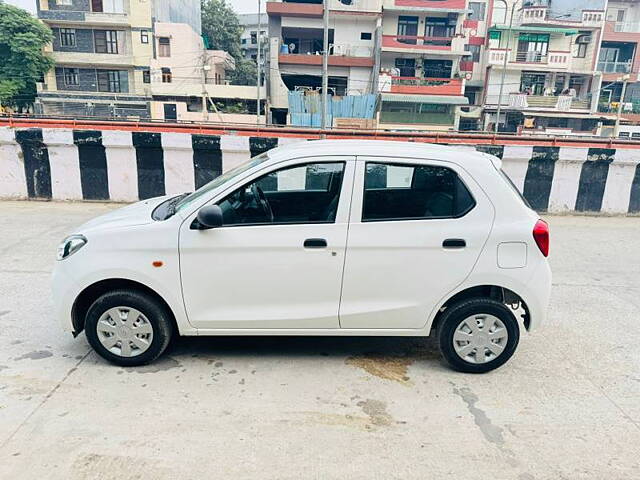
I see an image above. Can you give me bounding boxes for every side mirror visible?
[193,204,223,229]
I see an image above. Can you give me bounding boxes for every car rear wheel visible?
[437,298,520,373]
[85,290,173,366]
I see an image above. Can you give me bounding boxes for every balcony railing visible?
[378,75,464,95]
[597,60,632,74]
[612,22,640,33]
[514,51,547,64]
[598,101,640,114]
[509,93,590,111]
[382,35,457,51]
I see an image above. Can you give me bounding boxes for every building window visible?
[488,30,501,48]
[360,32,372,40]
[97,70,122,92]
[63,68,79,86]
[161,67,172,83]
[492,0,508,25]
[468,2,486,21]
[142,69,150,83]
[250,31,257,44]
[397,16,419,44]
[140,30,149,44]
[395,58,416,77]
[158,37,171,57]
[91,0,103,12]
[241,38,247,45]
[465,44,482,62]
[574,33,591,58]
[94,30,119,54]
[59,28,76,47]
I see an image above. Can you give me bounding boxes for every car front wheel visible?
[85,290,173,366]
[437,297,520,373]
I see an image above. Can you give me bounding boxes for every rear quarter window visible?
[362,162,476,221]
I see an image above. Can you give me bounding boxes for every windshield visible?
[175,152,270,214]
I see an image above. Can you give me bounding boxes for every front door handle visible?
[304,238,327,248]
[443,238,466,249]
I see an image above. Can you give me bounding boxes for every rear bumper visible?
[523,260,552,331]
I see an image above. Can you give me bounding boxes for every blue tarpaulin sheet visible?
[288,92,378,126]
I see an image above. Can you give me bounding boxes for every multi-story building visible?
[266,0,381,124]
[265,0,491,130]
[597,0,640,129]
[377,0,492,130]
[35,0,264,123]
[483,0,608,135]
[35,0,158,118]
[240,13,268,62]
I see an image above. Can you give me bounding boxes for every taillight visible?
[533,219,549,257]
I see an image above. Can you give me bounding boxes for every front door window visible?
[217,162,345,226]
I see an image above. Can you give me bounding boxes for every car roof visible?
[266,139,502,170]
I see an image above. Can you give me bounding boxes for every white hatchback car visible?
[53,140,551,373]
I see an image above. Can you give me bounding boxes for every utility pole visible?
[495,1,518,133]
[256,0,262,125]
[321,0,329,129]
[614,73,630,138]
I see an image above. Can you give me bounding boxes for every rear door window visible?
[362,162,475,221]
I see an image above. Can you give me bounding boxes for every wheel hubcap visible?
[452,314,508,364]
[96,306,153,358]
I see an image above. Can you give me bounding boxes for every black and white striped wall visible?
[1,127,639,214]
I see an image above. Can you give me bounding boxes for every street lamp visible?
[494,0,520,133]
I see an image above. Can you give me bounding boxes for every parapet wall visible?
[1,127,639,214]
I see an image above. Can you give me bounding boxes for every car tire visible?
[437,297,520,373]
[85,290,173,367]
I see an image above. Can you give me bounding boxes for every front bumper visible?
[51,259,83,335]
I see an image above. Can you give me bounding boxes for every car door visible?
[339,157,494,329]
[179,157,355,330]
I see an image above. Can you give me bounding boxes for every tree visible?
[201,0,257,86]
[0,1,54,111]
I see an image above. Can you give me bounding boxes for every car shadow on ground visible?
[160,335,447,376]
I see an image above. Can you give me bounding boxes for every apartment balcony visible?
[151,83,266,100]
[279,48,374,67]
[381,35,467,55]
[50,51,135,67]
[597,60,632,74]
[603,21,640,42]
[486,48,572,70]
[514,5,603,28]
[508,93,591,112]
[379,75,464,96]
[385,0,467,12]
[266,1,323,18]
[39,9,130,27]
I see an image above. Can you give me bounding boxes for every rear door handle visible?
[304,238,327,248]
[443,238,466,249]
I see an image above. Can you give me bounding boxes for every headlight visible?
[57,235,87,261]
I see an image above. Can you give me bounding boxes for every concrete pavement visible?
[0,201,639,479]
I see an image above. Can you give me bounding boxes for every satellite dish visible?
[289,43,296,52]
[465,72,473,80]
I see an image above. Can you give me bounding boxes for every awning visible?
[381,93,469,105]
[490,25,579,35]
